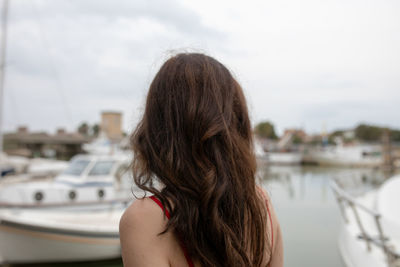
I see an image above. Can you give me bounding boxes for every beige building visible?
[101,111,123,140]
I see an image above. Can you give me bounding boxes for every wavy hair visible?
[130,53,269,266]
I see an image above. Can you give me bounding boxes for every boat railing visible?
[331,180,400,267]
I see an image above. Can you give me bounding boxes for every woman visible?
[120,53,283,267]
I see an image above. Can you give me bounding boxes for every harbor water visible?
[7,165,390,267]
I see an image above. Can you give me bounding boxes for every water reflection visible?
[259,164,391,267]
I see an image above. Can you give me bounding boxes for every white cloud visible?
[2,0,400,135]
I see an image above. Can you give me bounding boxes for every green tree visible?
[92,124,100,137]
[292,135,303,144]
[77,122,89,136]
[254,121,278,139]
[355,124,383,142]
[390,129,400,142]
[330,130,344,137]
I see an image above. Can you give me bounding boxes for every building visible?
[101,111,123,141]
[283,129,307,142]
[3,126,90,160]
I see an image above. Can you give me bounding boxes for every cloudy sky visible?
[2,0,400,135]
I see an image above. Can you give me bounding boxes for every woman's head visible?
[131,53,268,266]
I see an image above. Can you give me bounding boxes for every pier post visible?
[382,129,393,176]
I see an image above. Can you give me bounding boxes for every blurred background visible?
[0,0,399,267]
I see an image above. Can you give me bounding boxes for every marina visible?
[0,1,399,266]
[1,114,399,266]
[0,165,397,266]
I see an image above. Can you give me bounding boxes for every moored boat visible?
[332,175,400,267]
[307,145,382,167]
[0,203,127,264]
[0,153,137,208]
[265,152,303,165]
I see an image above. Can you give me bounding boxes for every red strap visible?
[149,196,195,267]
[150,196,170,219]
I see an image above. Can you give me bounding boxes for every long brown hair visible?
[130,53,269,266]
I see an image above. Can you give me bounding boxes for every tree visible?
[77,122,89,136]
[355,124,383,142]
[331,130,344,137]
[292,135,303,144]
[391,129,400,142]
[92,124,100,137]
[254,121,278,139]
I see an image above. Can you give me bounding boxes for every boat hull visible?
[333,188,398,267]
[266,152,303,165]
[338,221,386,267]
[306,145,382,167]
[0,216,120,263]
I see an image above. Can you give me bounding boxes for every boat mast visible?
[0,0,9,157]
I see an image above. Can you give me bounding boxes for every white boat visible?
[0,152,30,177]
[0,203,127,264]
[308,145,382,167]
[0,152,68,181]
[82,133,125,155]
[332,175,400,267]
[26,157,68,178]
[0,153,137,207]
[254,138,266,158]
[265,152,303,165]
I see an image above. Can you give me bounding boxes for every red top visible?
[149,193,274,267]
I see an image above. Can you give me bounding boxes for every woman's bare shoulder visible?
[121,197,163,224]
[119,197,170,267]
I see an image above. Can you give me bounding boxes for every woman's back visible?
[120,187,283,266]
[120,197,192,267]
[119,53,284,266]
